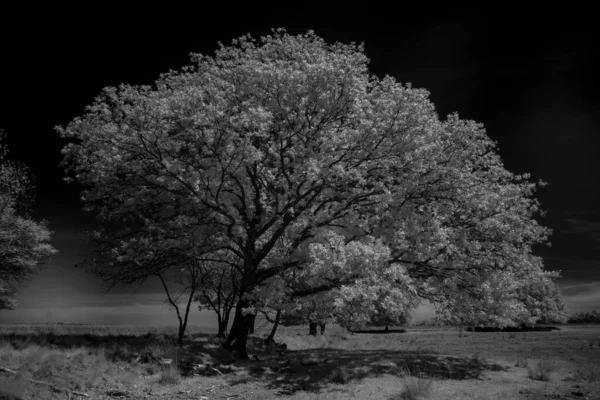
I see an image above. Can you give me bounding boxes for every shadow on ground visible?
[180,336,507,396]
[0,332,508,396]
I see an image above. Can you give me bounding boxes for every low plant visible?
[527,359,557,381]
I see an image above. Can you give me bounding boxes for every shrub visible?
[328,367,351,384]
[527,359,557,381]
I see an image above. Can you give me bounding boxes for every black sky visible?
[1,6,599,319]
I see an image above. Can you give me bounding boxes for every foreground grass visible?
[0,324,598,399]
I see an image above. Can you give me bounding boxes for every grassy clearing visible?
[0,324,598,399]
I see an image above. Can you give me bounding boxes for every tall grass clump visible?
[157,362,181,385]
[527,359,557,381]
[515,353,528,368]
[393,368,433,400]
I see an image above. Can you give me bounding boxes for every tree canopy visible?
[59,30,561,357]
[0,131,57,310]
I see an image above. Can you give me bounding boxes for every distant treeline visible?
[567,310,600,324]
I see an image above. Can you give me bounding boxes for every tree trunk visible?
[309,322,318,336]
[265,309,281,345]
[319,323,326,335]
[385,324,389,333]
[217,312,230,338]
[223,298,253,359]
[177,324,186,346]
[248,313,256,335]
[157,273,195,347]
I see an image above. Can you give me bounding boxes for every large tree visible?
[60,30,556,358]
[0,131,57,310]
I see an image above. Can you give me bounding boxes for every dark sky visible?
[1,7,599,323]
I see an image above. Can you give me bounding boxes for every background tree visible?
[280,292,336,335]
[568,310,600,324]
[368,300,411,332]
[60,30,557,358]
[0,130,57,310]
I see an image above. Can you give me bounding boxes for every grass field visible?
[0,323,599,399]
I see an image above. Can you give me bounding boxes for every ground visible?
[0,323,598,399]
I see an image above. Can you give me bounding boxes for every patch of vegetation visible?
[527,359,557,381]
[574,361,600,382]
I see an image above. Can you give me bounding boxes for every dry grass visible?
[527,358,557,381]
[0,323,599,399]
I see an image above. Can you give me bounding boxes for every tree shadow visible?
[213,343,507,396]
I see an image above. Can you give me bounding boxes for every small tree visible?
[0,131,57,310]
[193,257,239,337]
[77,219,215,345]
[160,259,207,346]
